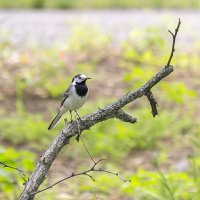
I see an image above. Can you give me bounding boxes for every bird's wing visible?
[60,85,71,107]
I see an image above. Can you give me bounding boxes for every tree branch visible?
[30,159,129,197]
[0,161,27,184]
[19,19,181,200]
[166,18,181,67]
[145,90,159,117]
[115,109,137,123]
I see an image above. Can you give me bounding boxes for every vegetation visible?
[0,23,200,200]
[1,0,200,9]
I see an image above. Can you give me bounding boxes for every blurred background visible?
[0,0,200,200]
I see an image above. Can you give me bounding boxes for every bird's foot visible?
[75,119,81,142]
[77,117,90,130]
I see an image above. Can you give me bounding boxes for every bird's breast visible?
[75,84,88,97]
[63,86,88,111]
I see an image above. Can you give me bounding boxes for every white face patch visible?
[80,74,86,79]
[72,74,87,85]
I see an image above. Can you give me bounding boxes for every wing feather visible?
[60,85,71,107]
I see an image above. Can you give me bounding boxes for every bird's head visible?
[72,74,91,85]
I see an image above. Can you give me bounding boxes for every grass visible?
[0,111,53,147]
[0,23,200,199]
[1,0,200,9]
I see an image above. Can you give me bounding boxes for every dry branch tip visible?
[166,18,181,67]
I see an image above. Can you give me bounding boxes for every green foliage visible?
[121,26,169,72]
[123,27,166,62]
[122,27,168,90]
[0,111,52,147]
[123,168,200,200]
[1,0,200,8]
[123,66,155,88]
[42,75,71,98]
[25,47,68,98]
[160,82,196,104]
[16,79,27,113]
[0,147,35,199]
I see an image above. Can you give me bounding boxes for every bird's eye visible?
[79,77,81,79]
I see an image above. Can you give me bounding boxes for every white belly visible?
[62,85,88,112]
[63,94,87,111]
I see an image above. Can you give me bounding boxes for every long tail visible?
[48,112,62,130]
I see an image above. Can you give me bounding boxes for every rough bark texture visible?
[19,65,173,200]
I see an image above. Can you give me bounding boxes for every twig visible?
[0,161,27,184]
[145,90,159,117]
[31,159,130,196]
[75,110,81,141]
[146,18,181,117]
[80,137,96,164]
[115,109,137,123]
[166,18,181,67]
[75,110,90,141]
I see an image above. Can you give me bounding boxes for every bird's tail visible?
[48,112,62,130]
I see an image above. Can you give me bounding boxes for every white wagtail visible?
[48,74,91,130]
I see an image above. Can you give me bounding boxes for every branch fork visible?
[19,19,181,200]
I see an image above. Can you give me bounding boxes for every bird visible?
[48,74,91,130]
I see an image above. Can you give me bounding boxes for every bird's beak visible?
[86,77,92,80]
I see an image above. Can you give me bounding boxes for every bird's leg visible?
[74,110,90,142]
[74,110,81,142]
[75,110,90,130]
[74,110,81,120]
[70,110,73,122]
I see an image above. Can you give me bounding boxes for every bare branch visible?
[145,91,159,117]
[97,168,130,183]
[166,18,181,67]
[19,20,181,200]
[115,109,137,123]
[0,161,27,184]
[145,19,181,117]
[30,159,129,196]
[84,173,96,181]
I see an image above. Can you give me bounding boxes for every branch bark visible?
[145,91,159,117]
[19,19,181,200]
